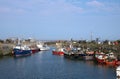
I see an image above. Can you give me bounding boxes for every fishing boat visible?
[13,45,32,57]
[52,48,64,56]
[37,42,50,51]
[116,66,120,79]
[30,48,40,53]
[116,55,120,65]
[105,53,117,66]
[64,48,85,60]
[105,59,117,66]
[116,61,120,66]
[52,42,65,56]
[84,51,94,60]
[29,45,40,53]
[95,52,107,64]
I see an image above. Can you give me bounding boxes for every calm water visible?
[0,48,116,79]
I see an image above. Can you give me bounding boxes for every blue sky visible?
[0,0,120,40]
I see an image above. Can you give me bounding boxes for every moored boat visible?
[105,52,117,66]
[30,48,40,53]
[13,45,32,57]
[52,51,64,56]
[37,42,50,51]
[105,59,117,66]
[116,66,120,79]
[84,51,94,61]
[95,52,107,64]
[52,48,64,56]
[29,45,40,53]
[116,61,120,66]
[64,48,85,60]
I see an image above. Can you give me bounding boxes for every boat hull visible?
[13,49,31,57]
[52,51,64,56]
[105,60,117,66]
[40,47,50,51]
[31,48,40,53]
[84,55,94,61]
[96,58,105,64]
[116,61,120,66]
[64,53,85,60]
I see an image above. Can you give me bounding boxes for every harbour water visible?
[0,47,116,79]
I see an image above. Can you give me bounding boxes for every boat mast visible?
[91,32,93,41]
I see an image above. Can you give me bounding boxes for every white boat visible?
[116,66,120,79]
[37,42,50,51]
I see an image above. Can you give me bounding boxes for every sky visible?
[0,0,120,40]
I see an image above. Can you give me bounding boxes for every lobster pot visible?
[116,66,120,79]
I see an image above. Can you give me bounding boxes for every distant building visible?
[27,37,36,43]
[108,41,111,45]
[5,37,18,44]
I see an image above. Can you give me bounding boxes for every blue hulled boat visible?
[13,45,32,57]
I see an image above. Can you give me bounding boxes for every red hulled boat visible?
[29,45,40,53]
[52,48,64,56]
[52,51,64,56]
[95,52,106,64]
[105,52,118,66]
[105,59,117,66]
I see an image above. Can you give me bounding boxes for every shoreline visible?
[0,41,120,57]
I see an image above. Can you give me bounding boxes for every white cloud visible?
[0,0,120,15]
[85,0,120,15]
[28,0,83,15]
[38,1,83,16]
[86,0,104,7]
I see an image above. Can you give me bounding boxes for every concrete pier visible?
[0,43,14,56]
